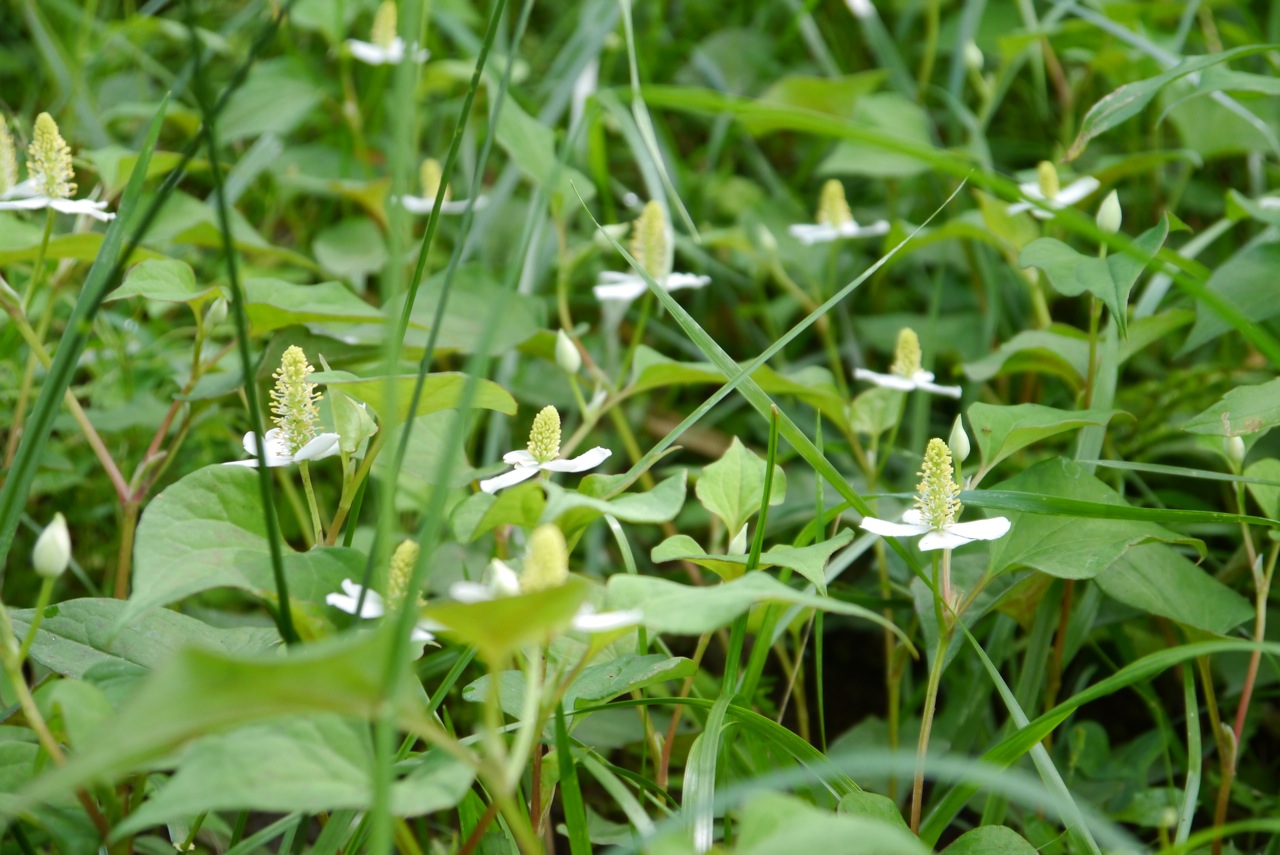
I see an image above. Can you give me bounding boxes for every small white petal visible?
[1055,177,1101,205]
[410,623,438,644]
[0,197,53,212]
[479,466,541,493]
[853,368,917,391]
[788,223,841,245]
[0,178,38,201]
[397,194,438,214]
[345,37,428,65]
[438,196,487,213]
[502,450,538,467]
[541,446,611,474]
[663,272,711,292]
[859,516,931,538]
[901,509,926,525]
[49,198,115,222]
[572,608,642,632]
[294,432,342,462]
[946,516,1012,542]
[450,581,495,603]
[489,559,522,597]
[326,579,387,618]
[845,0,874,18]
[918,529,976,551]
[914,378,963,399]
[593,276,647,302]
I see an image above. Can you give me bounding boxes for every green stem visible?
[505,645,545,789]
[910,632,951,834]
[20,209,56,312]
[299,461,325,544]
[17,577,55,664]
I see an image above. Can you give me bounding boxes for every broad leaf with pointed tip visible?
[243,278,384,334]
[1183,377,1280,438]
[310,370,516,425]
[107,258,218,304]
[695,437,786,537]
[650,530,853,592]
[1095,543,1252,635]
[968,403,1121,475]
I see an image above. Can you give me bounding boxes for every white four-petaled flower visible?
[789,179,888,246]
[480,405,611,493]
[226,428,342,468]
[326,579,438,643]
[1007,161,1099,219]
[594,200,709,305]
[855,327,961,398]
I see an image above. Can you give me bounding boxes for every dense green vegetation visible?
[1,1,1279,852]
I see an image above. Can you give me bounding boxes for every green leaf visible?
[819,93,937,179]
[463,653,694,720]
[9,598,279,680]
[695,437,786,536]
[987,458,1204,580]
[450,481,546,542]
[385,265,545,356]
[942,826,1039,854]
[964,327,1089,387]
[848,386,905,437]
[219,57,322,142]
[745,72,885,134]
[542,471,688,533]
[311,370,517,424]
[112,717,472,837]
[421,577,592,663]
[650,530,852,592]
[1066,46,1277,160]
[1019,217,1168,338]
[0,229,164,267]
[123,465,365,624]
[1181,244,1280,352]
[11,629,416,812]
[604,572,909,648]
[107,258,216,304]
[312,217,388,285]
[1246,458,1280,520]
[628,346,848,426]
[330,386,378,456]
[837,791,909,830]
[1182,377,1280,437]
[1094,543,1252,635]
[968,403,1120,475]
[244,278,384,334]
[494,98,594,202]
[736,792,930,855]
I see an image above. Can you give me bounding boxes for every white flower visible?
[0,113,113,222]
[594,199,709,305]
[479,405,611,493]
[854,327,961,398]
[1007,161,1099,219]
[346,1,427,66]
[396,193,488,215]
[326,579,437,643]
[449,558,641,634]
[225,428,341,468]
[860,438,1010,551]
[789,178,888,245]
[592,270,710,303]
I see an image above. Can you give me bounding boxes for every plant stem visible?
[910,632,951,834]
[17,577,55,664]
[658,631,711,790]
[114,501,141,599]
[299,461,325,544]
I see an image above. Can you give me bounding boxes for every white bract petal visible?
[294,432,342,462]
[0,195,115,221]
[396,194,488,215]
[345,37,429,65]
[1008,177,1100,219]
[593,271,710,304]
[945,517,1011,542]
[788,219,889,245]
[540,447,612,473]
[571,607,642,633]
[853,368,961,398]
[479,466,541,494]
[326,579,387,618]
[502,450,538,467]
[859,516,931,538]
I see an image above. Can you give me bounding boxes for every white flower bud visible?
[1224,435,1246,469]
[33,513,70,579]
[204,297,228,329]
[963,42,984,71]
[948,416,970,464]
[1096,190,1122,235]
[555,330,581,375]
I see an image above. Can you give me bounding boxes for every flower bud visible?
[555,330,581,375]
[1096,189,1122,235]
[520,525,569,593]
[1036,160,1060,200]
[728,523,748,555]
[33,513,70,579]
[948,416,970,464]
[204,296,228,329]
[527,405,562,464]
[1224,435,1246,470]
[963,41,984,72]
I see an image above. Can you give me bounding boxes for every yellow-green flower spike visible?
[371,0,398,49]
[419,158,451,202]
[915,438,962,530]
[520,524,569,593]
[28,113,75,201]
[889,328,922,378]
[527,405,561,464]
[630,200,671,281]
[1036,160,1060,200]
[0,118,17,196]
[816,178,853,227]
[270,345,322,455]
[387,539,421,607]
